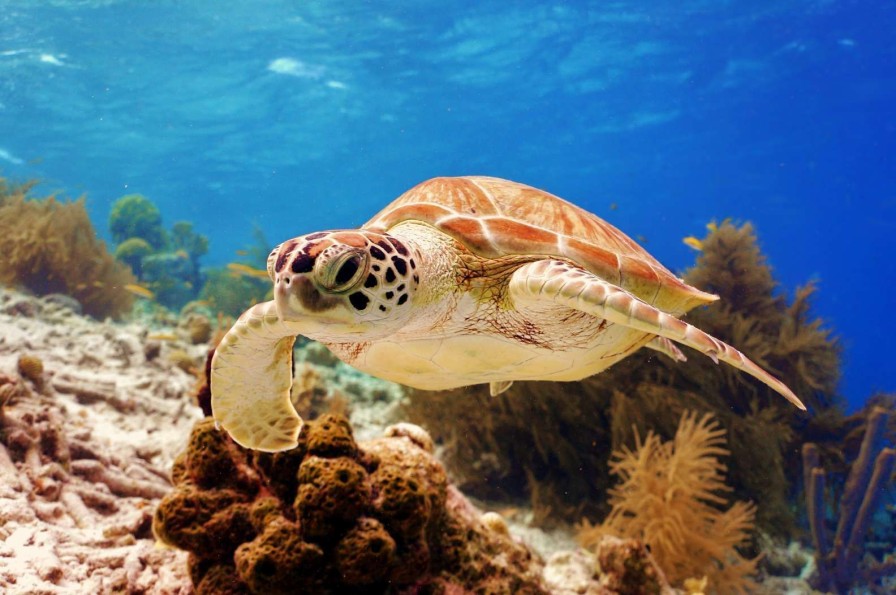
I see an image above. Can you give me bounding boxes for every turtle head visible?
[267,230,420,341]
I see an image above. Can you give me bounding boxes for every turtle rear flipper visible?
[211,300,304,451]
[509,260,806,411]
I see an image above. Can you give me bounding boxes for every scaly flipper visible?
[211,300,305,451]
[489,380,514,396]
[508,260,806,410]
[646,337,688,362]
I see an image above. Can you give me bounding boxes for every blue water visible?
[1,1,893,410]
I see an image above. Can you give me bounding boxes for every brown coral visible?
[154,414,558,593]
[0,178,136,319]
[17,354,45,389]
[578,411,760,593]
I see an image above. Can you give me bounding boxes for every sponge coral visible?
[154,415,552,593]
[578,411,759,593]
[0,179,136,319]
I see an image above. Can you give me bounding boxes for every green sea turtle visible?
[211,176,805,451]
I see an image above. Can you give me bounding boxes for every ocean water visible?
[1,0,893,411]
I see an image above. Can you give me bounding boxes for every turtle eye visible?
[320,250,368,293]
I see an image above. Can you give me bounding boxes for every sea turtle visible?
[211,176,805,452]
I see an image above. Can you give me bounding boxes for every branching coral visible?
[803,405,896,593]
[0,179,136,319]
[578,411,760,594]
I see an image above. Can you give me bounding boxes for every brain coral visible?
[154,415,550,593]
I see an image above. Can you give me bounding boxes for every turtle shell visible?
[364,176,716,315]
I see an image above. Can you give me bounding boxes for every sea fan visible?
[579,411,759,594]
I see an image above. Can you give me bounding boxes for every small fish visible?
[682,236,704,251]
[175,249,190,259]
[706,221,718,233]
[124,283,155,299]
[235,249,249,256]
[147,333,179,341]
[609,202,618,211]
[227,262,269,279]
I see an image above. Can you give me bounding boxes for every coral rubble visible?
[0,285,205,592]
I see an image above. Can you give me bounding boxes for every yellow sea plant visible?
[0,178,136,319]
[578,411,760,594]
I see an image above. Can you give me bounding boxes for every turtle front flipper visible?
[211,300,305,451]
[509,260,806,411]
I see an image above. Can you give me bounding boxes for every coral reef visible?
[155,409,673,594]
[197,226,273,318]
[154,415,542,592]
[0,178,137,319]
[108,193,209,310]
[108,193,166,250]
[578,411,760,594]
[0,285,204,592]
[406,221,842,535]
[198,267,270,318]
[114,237,154,277]
[803,405,896,593]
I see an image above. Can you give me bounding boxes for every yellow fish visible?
[123,283,155,299]
[235,249,249,256]
[227,262,269,280]
[682,236,703,251]
[706,221,718,233]
[147,333,179,341]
